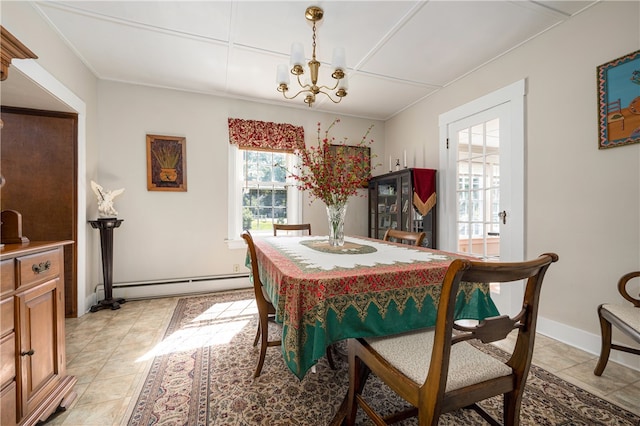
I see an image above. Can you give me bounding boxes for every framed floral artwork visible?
[146,134,187,191]
[597,50,640,149]
[328,144,371,188]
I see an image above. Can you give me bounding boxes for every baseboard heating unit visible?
[95,273,251,301]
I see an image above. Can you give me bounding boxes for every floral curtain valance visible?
[228,118,305,153]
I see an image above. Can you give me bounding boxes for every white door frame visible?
[438,79,526,313]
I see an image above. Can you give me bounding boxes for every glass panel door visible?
[456,118,501,259]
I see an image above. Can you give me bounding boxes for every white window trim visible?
[226,145,302,249]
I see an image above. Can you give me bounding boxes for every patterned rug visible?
[127,290,639,425]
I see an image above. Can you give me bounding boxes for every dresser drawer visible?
[16,249,60,288]
[0,333,15,389]
[0,298,13,337]
[0,260,15,296]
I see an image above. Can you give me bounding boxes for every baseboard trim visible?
[537,315,639,371]
[94,274,251,302]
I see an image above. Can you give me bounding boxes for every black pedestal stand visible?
[89,218,126,312]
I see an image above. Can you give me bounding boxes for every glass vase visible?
[326,202,347,247]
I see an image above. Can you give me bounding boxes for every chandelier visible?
[276,6,348,107]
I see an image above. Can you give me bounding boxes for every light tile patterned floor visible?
[48,293,639,425]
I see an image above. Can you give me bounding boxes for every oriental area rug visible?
[126,290,639,426]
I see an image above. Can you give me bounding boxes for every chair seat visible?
[601,304,640,342]
[367,329,512,392]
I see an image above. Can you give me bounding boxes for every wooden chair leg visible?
[346,352,371,426]
[503,390,522,426]
[594,308,612,376]
[253,322,260,347]
[326,344,336,370]
[254,315,269,378]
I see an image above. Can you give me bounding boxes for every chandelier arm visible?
[316,90,344,104]
[316,79,341,92]
[279,87,317,101]
[295,73,312,90]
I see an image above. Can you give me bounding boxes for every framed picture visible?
[329,144,371,187]
[146,134,187,191]
[597,50,640,149]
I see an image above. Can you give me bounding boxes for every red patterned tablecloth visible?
[250,235,498,379]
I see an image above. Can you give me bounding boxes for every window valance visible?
[228,118,305,153]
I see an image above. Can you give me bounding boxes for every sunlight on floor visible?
[136,298,256,362]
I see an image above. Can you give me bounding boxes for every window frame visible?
[227,144,302,248]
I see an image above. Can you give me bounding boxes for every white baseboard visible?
[537,315,639,372]
[94,274,251,304]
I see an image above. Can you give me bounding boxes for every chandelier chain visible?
[312,22,317,60]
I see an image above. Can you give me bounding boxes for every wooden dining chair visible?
[383,229,426,247]
[343,253,558,426]
[273,223,311,236]
[241,230,282,378]
[593,271,640,376]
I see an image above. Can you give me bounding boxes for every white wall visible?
[386,1,640,363]
[96,81,384,286]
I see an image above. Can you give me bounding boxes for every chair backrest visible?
[425,253,559,404]
[618,271,640,307]
[273,223,311,236]
[383,229,426,247]
[241,230,270,307]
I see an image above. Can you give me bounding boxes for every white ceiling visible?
[2,1,598,120]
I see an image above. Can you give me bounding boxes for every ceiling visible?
[2,1,598,120]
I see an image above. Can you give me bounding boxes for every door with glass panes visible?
[446,101,523,314]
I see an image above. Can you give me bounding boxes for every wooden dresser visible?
[0,241,76,425]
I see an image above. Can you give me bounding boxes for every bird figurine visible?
[91,181,125,218]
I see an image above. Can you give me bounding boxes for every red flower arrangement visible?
[290,119,376,206]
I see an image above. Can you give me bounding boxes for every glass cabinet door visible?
[368,168,436,248]
[400,173,411,231]
[376,177,399,237]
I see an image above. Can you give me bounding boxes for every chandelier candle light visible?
[277,6,348,107]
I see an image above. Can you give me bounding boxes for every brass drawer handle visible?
[21,349,34,356]
[32,260,51,274]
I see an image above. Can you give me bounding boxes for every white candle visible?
[403,150,407,168]
[276,64,289,85]
[332,47,346,70]
[389,156,392,172]
[290,42,305,67]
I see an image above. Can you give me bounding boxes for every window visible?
[242,150,288,232]
[228,145,301,245]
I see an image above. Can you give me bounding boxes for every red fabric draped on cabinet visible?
[413,168,437,216]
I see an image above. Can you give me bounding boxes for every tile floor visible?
[47,293,639,425]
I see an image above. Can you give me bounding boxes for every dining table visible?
[248,234,499,379]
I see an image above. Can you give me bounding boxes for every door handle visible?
[498,210,507,225]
